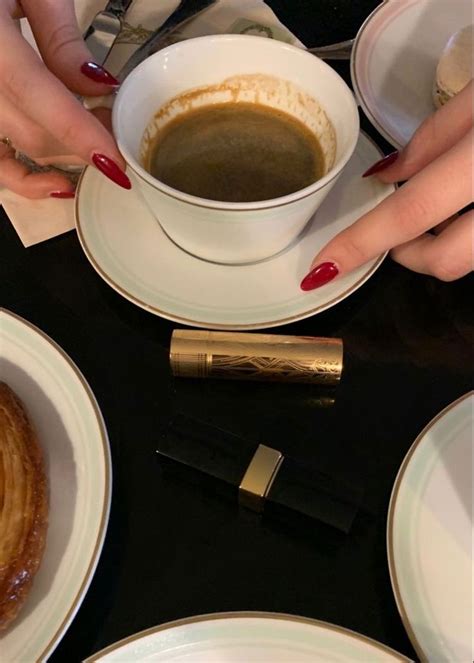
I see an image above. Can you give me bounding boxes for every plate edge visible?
[351,0,409,150]
[84,611,411,662]
[386,390,474,663]
[0,308,112,663]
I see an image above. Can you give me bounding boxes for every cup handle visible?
[82,92,116,112]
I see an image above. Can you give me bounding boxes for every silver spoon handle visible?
[117,0,217,82]
[307,39,354,60]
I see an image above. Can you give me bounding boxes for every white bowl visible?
[113,34,359,264]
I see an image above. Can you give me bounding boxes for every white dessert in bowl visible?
[433,25,473,108]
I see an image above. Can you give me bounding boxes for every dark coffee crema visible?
[143,102,325,202]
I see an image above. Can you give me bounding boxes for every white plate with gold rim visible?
[76,132,393,330]
[351,0,472,149]
[0,309,111,662]
[388,392,473,662]
[85,612,411,662]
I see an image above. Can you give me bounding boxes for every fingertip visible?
[374,169,401,184]
[362,151,399,178]
[0,161,76,199]
[300,261,339,291]
[80,62,120,88]
[65,74,118,99]
[47,55,120,97]
[25,174,75,199]
[50,190,75,199]
[375,154,408,184]
[91,153,131,189]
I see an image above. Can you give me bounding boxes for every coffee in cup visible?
[113,35,359,264]
[143,100,327,203]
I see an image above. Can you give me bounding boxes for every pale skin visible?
[0,0,126,196]
[1,1,472,281]
[305,81,473,285]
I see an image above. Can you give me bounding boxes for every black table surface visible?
[1,1,473,661]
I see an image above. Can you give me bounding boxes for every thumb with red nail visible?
[301,81,473,290]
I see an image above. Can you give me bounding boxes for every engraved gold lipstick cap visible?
[170,330,343,385]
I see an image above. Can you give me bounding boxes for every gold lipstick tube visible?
[170,330,343,385]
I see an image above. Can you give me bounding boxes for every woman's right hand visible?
[301,81,473,289]
[0,0,131,199]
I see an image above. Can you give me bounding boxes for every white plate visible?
[351,0,472,148]
[76,133,393,330]
[85,612,411,662]
[0,309,111,662]
[388,392,473,662]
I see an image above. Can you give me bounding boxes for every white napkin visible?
[1,0,301,247]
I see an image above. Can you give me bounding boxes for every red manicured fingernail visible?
[50,190,75,198]
[362,151,399,177]
[92,153,131,189]
[300,262,339,291]
[81,62,120,86]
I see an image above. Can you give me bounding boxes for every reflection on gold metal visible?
[238,444,283,513]
[170,330,343,385]
[306,395,336,408]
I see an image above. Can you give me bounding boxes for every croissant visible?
[0,382,48,631]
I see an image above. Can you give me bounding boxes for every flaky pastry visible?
[0,382,48,631]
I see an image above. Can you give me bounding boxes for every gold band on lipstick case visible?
[170,330,343,385]
[239,444,284,513]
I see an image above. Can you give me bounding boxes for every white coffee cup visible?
[113,34,359,264]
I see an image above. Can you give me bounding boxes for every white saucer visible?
[76,133,393,330]
[85,612,409,662]
[351,0,472,148]
[388,392,473,662]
